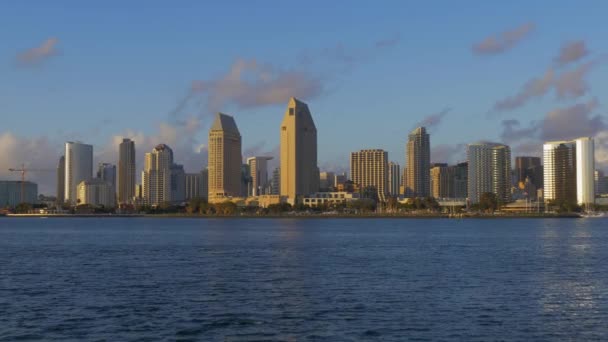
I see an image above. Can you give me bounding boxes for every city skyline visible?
[1,3,608,194]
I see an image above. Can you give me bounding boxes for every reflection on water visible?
[1,218,607,341]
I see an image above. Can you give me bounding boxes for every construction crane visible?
[8,164,54,204]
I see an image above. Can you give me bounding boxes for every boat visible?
[580,211,606,218]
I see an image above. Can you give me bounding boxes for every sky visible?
[1,1,608,194]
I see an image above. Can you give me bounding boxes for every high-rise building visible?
[142,144,174,206]
[56,155,65,205]
[208,113,242,199]
[170,164,186,203]
[388,162,400,196]
[595,170,607,196]
[452,162,468,199]
[118,138,136,204]
[0,181,38,208]
[65,141,93,204]
[97,163,116,190]
[271,167,280,195]
[77,179,115,208]
[406,127,431,197]
[280,97,319,201]
[430,164,452,199]
[350,149,388,201]
[241,164,252,197]
[319,171,335,191]
[467,142,512,204]
[543,137,595,206]
[247,156,273,196]
[515,156,543,190]
[185,169,208,200]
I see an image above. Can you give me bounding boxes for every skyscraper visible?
[388,162,400,196]
[170,164,186,203]
[595,170,607,196]
[467,142,511,204]
[97,163,116,190]
[406,127,430,197]
[247,156,273,196]
[430,164,452,199]
[350,149,388,201]
[65,141,93,204]
[271,167,280,195]
[280,97,319,202]
[319,171,335,191]
[118,138,136,204]
[142,144,173,206]
[208,113,242,199]
[515,156,543,190]
[185,169,208,200]
[543,137,595,206]
[56,155,65,205]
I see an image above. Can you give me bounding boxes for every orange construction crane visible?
[8,164,54,204]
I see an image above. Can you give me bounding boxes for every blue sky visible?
[1,1,608,193]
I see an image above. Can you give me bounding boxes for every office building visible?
[241,164,252,197]
[208,113,242,199]
[515,156,543,190]
[0,181,38,208]
[452,162,468,199]
[247,156,273,196]
[430,164,453,199]
[319,171,335,191]
[467,142,512,204]
[56,155,65,205]
[596,170,607,196]
[185,169,208,200]
[118,138,136,204]
[543,137,595,206]
[271,168,280,195]
[350,149,388,201]
[388,162,400,196]
[405,127,431,197]
[280,97,319,201]
[171,164,186,203]
[65,141,93,204]
[142,144,174,206]
[334,173,347,188]
[97,163,116,189]
[77,179,115,208]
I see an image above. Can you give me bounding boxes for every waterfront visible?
[1,218,608,341]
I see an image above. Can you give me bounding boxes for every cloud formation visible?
[554,40,589,67]
[416,108,451,130]
[431,143,466,164]
[492,58,604,112]
[472,23,535,55]
[16,37,59,67]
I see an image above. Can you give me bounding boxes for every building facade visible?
[543,137,595,206]
[97,163,116,190]
[170,164,186,203]
[596,170,607,196]
[350,149,388,201]
[405,126,431,198]
[142,144,174,206]
[247,156,273,196]
[515,156,543,190]
[271,168,280,195]
[77,179,115,207]
[65,141,93,204]
[56,155,65,205]
[319,171,335,192]
[185,170,208,200]
[208,113,242,199]
[302,192,361,207]
[467,142,512,204]
[118,138,136,204]
[0,181,37,208]
[280,97,319,202]
[388,162,400,196]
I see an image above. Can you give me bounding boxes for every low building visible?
[77,179,115,208]
[302,192,361,207]
[0,181,38,208]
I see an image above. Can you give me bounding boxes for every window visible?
[289,108,294,116]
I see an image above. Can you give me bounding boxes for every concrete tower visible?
[65,141,93,204]
[208,113,242,199]
[118,138,136,204]
[467,142,511,204]
[280,97,319,202]
[406,127,431,198]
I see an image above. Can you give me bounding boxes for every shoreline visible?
[2,213,584,219]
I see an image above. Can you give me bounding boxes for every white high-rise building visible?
[467,142,511,204]
[65,141,93,204]
[142,144,174,206]
[543,137,595,206]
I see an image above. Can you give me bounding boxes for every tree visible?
[479,192,498,212]
[15,203,32,214]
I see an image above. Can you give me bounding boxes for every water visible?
[1,218,608,341]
